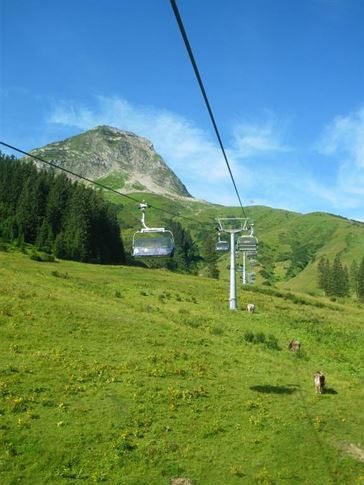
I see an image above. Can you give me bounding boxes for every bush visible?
[255,332,266,344]
[244,331,255,343]
[265,334,280,350]
[30,251,55,262]
[51,270,69,279]
[243,331,280,351]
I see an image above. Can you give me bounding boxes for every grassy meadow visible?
[0,248,363,484]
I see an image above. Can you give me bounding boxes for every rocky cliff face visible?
[26,125,192,198]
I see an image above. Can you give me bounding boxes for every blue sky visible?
[1,0,364,220]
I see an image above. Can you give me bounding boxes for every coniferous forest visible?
[317,253,364,300]
[0,152,125,264]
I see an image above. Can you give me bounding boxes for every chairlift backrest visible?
[236,235,258,251]
[132,231,175,257]
[246,250,257,257]
[216,240,229,251]
[131,202,175,258]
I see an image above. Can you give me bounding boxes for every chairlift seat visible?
[216,241,229,251]
[132,232,175,257]
[246,250,257,257]
[236,235,258,251]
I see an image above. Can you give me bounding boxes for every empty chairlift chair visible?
[216,233,229,252]
[236,235,258,252]
[132,203,175,258]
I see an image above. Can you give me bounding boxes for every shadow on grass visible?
[250,385,297,394]
[324,387,338,395]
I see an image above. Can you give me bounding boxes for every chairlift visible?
[236,235,258,252]
[216,232,229,252]
[246,250,257,257]
[236,224,258,251]
[246,272,256,284]
[132,203,175,258]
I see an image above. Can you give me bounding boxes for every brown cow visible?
[314,371,325,394]
[288,339,300,352]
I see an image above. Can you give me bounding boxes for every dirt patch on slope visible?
[343,443,364,462]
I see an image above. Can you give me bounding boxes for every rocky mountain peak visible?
[26,126,192,198]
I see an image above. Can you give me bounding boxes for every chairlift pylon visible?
[132,203,175,257]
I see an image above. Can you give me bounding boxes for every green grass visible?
[0,249,363,484]
[96,172,128,190]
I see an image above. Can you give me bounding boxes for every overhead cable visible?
[0,141,210,225]
[170,0,248,219]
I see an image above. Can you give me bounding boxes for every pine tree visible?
[343,265,350,297]
[165,220,200,274]
[16,174,42,243]
[331,254,349,297]
[203,233,219,279]
[36,220,54,253]
[317,256,330,294]
[357,257,364,301]
[62,184,92,261]
[45,172,71,237]
[350,260,359,294]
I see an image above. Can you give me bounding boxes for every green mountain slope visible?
[19,126,364,295]
[0,249,363,483]
[102,189,364,295]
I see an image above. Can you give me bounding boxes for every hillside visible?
[0,248,363,484]
[14,125,364,294]
[100,189,364,295]
[24,126,191,198]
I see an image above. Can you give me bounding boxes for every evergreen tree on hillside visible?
[166,220,200,273]
[350,260,359,293]
[61,184,93,261]
[317,254,350,297]
[343,265,349,296]
[45,172,71,236]
[16,172,48,243]
[0,152,125,264]
[357,257,364,301]
[203,233,219,279]
[331,254,349,297]
[87,190,125,263]
[36,219,54,253]
[317,256,330,293]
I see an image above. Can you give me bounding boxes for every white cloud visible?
[48,96,269,202]
[49,96,239,187]
[50,95,364,217]
[308,180,362,209]
[313,106,364,217]
[317,107,364,167]
[232,117,291,158]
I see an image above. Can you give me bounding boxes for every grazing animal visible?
[314,371,325,394]
[288,339,301,352]
[246,303,255,313]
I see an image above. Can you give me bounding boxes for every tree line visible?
[0,152,205,275]
[0,152,125,264]
[317,254,364,300]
